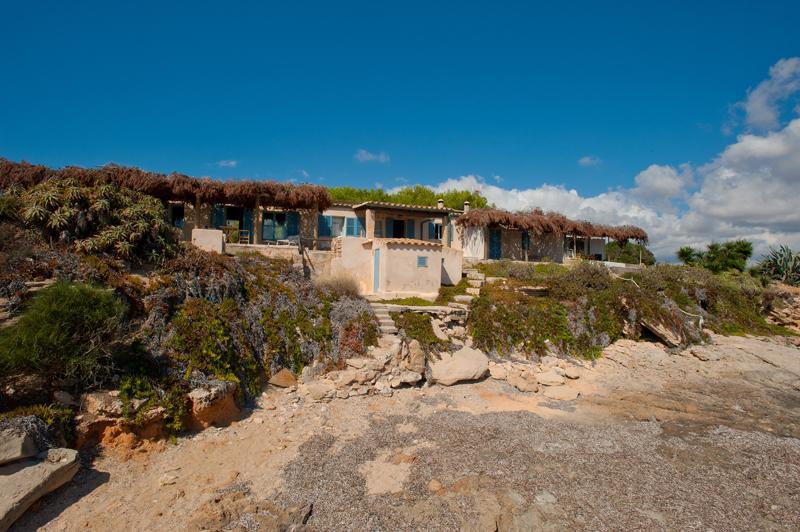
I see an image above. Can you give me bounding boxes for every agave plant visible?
[758,245,800,286]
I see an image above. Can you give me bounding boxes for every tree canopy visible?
[328,185,489,210]
[676,240,753,273]
[605,241,656,265]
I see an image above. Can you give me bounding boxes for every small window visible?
[417,256,428,268]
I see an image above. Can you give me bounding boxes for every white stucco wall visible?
[462,226,486,260]
[191,229,225,254]
[441,247,463,286]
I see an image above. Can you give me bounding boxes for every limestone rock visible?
[188,381,240,430]
[536,370,566,386]
[564,366,582,379]
[268,368,297,388]
[488,362,508,380]
[429,346,488,386]
[0,430,38,466]
[303,380,335,401]
[507,370,539,393]
[390,370,423,388]
[0,448,80,530]
[81,390,124,417]
[53,391,77,407]
[403,340,427,375]
[430,320,450,342]
[543,387,580,401]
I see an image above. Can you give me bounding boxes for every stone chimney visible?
[463,200,470,213]
[437,198,445,209]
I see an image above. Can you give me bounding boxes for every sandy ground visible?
[12,334,800,531]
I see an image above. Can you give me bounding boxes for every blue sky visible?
[1,1,799,260]
[0,1,795,191]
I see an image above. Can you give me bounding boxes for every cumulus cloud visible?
[421,112,800,262]
[742,57,800,131]
[354,148,390,163]
[215,160,238,168]
[578,155,602,167]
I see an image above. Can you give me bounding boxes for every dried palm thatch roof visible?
[456,208,648,243]
[0,158,332,210]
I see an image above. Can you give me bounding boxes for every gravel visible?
[274,409,800,530]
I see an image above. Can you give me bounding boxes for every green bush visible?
[0,281,127,384]
[605,241,655,265]
[435,278,470,304]
[391,311,447,354]
[477,260,567,282]
[0,404,76,443]
[677,240,753,273]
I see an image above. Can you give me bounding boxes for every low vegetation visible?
[477,260,567,281]
[328,185,489,210]
[605,241,656,265]
[390,311,447,353]
[757,245,800,286]
[470,262,790,359]
[434,278,470,304]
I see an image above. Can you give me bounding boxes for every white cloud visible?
[743,57,800,131]
[419,113,800,262]
[578,155,602,167]
[215,160,238,168]
[354,148,390,163]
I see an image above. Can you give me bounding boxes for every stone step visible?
[378,318,395,327]
[466,271,486,281]
[379,325,398,334]
[467,279,484,288]
[448,302,469,311]
[465,287,481,296]
[453,294,475,303]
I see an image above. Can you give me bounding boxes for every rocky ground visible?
[11,334,800,531]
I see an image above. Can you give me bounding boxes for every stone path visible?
[370,302,398,335]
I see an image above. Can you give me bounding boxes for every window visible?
[318,214,345,237]
[263,211,299,241]
[345,216,365,237]
[330,216,345,237]
[428,222,442,240]
[170,204,185,229]
[417,256,428,268]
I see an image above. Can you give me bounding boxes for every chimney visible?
[463,200,470,213]
[437,198,445,209]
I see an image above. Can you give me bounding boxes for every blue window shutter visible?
[318,214,332,237]
[345,217,356,237]
[448,221,453,246]
[385,218,393,237]
[287,211,300,236]
[428,222,435,240]
[357,217,366,237]
[406,219,415,238]
[417,256,428,267]
[212,205,226,228]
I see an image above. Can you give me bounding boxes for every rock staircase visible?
[370,302,398,335]
[452,268,485,305]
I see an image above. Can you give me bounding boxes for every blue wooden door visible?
[489,228,502,259]
[373,248,381,292]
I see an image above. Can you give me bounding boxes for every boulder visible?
[302,380,336,401]
[81,390,124,417]
[564,366,582,380]
[268,368,297,388]
[403,340,427,375]
[188,381,239,430]
[0,448,80,530]
[430,320,450,342]
[390,370,423,388]
[488,362,508,380]
[0,430,38,466]
[53,391,78,407]
[429,346,489,386]
[536,370,565,387]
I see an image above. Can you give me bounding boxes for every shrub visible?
[677,240,753,273]
[380,296,436,306]
[0,406,75,445]
[477,260,567,282]
[605,241,655,265]
[435,278,470,304]
[757,245,800,286]
[391,311,447,354]
[6,179,178,263]
[0,281,127,386]
[315,273,360,297]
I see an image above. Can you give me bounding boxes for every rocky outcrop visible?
[188,380,240,430]
[429,346,489,386]
[0,429,38,466]
[0,434,79,530]
[487,356,584,399]
[267,368,297,388]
